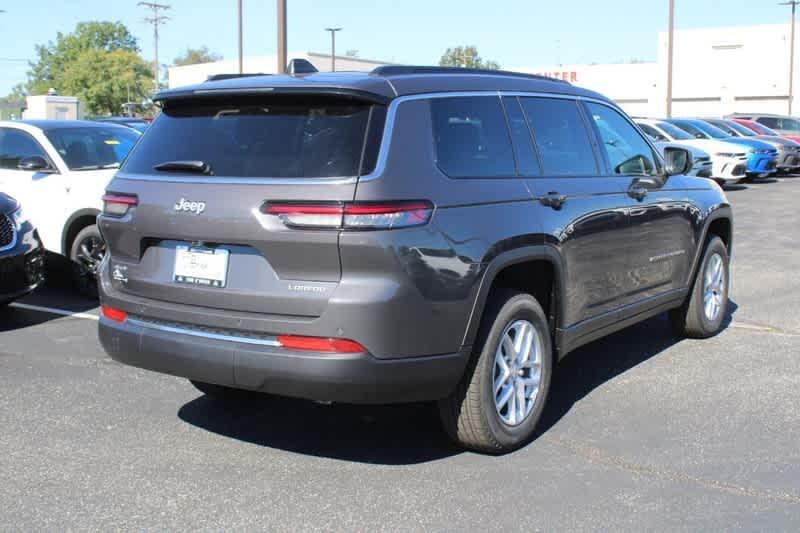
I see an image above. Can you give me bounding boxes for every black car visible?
[0,193,45,305]
[97,64,732,453]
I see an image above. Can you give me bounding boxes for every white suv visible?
[636,119,747,184]
[0,120,140,295]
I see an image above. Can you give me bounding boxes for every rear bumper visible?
[99,316,470,404]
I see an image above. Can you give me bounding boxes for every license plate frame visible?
[173,245,230,288]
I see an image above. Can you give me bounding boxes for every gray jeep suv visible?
[98,65,733,453]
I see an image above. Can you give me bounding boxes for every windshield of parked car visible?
[655,121,694,140]
[723,120,759,137]
[44,126,140,171]
[689,121,730,139]
[747,122,779,136]
[669,120,704,138]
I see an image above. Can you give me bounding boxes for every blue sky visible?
[0,0,794,94]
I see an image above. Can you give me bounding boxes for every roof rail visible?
[370,65,568,83]
[206,73,267,82]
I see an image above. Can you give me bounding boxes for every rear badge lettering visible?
[174,198,206,215]
[287,284,328,293]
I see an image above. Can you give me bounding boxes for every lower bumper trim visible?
[99,317,470,404]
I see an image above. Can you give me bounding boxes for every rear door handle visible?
[627,185,648,201]
[540,192,567,209]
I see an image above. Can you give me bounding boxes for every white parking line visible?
[9,302,99,321]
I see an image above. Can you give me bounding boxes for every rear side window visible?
[519,97,598,176]
[431,96,515,178]
[123,96,376,178]
[586,102,657,176]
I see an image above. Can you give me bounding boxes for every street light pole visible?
[781,1,799,114]
[325,27,342,71]
[277,0,287,73]
[666,0,675,118]
[237,0,243,74]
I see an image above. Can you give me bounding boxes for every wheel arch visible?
[61,208,101,256]
[462,245,567,358]
[686,205,733,289]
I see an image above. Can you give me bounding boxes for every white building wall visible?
[168,51,390,88]
[515,23,800,119]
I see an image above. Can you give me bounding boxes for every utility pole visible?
[666,0,675,118]
[277,0,287,73]
[139,1,170,91]
[325,27,341,71]
[781,1,799,114]
[237,0,243,74]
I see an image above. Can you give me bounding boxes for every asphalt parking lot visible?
[2,178,799,531]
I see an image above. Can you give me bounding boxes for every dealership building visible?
[169,24,799,119]
[516,23,800,118]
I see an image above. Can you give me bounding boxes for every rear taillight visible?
[101,305,127,323]
[263,201,434,230]
[102,194,138,217]
[277,335,366,353]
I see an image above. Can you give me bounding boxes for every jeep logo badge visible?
[174,198,206,215]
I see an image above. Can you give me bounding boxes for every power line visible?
[139,1,170,91]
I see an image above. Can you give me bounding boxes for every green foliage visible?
[21,21,153,115]
[173,46,222,66]
[439,46,500,69]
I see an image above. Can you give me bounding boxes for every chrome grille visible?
[0,214,15,250]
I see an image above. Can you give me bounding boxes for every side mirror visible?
[663,146,693,176]
[17,155,54,173]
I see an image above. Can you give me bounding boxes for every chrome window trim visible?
[127,317,282,347]
[116,89,616,185]
[0,214,18,253]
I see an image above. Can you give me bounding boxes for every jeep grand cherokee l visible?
[97,65,733,453]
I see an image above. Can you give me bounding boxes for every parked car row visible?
[0,119,141,299]
[634,115,800,186]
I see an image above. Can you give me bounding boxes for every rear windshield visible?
[123,96,378,178]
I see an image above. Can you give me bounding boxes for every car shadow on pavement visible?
[178,394,461,464]
[178,302,738,465]
[534,300,737,437]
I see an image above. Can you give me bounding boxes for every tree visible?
[62,49,153,115]
[439,46,500,69]
[21,21,153,114]
[173,46,222,66]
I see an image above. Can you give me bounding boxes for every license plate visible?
[173,246,229,288]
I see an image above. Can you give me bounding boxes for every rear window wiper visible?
[153,160,212,175]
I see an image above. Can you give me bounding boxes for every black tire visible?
[69,224,105,299]
[190,380,257,401]
[670,236,729,339]
[438,290,553,454]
